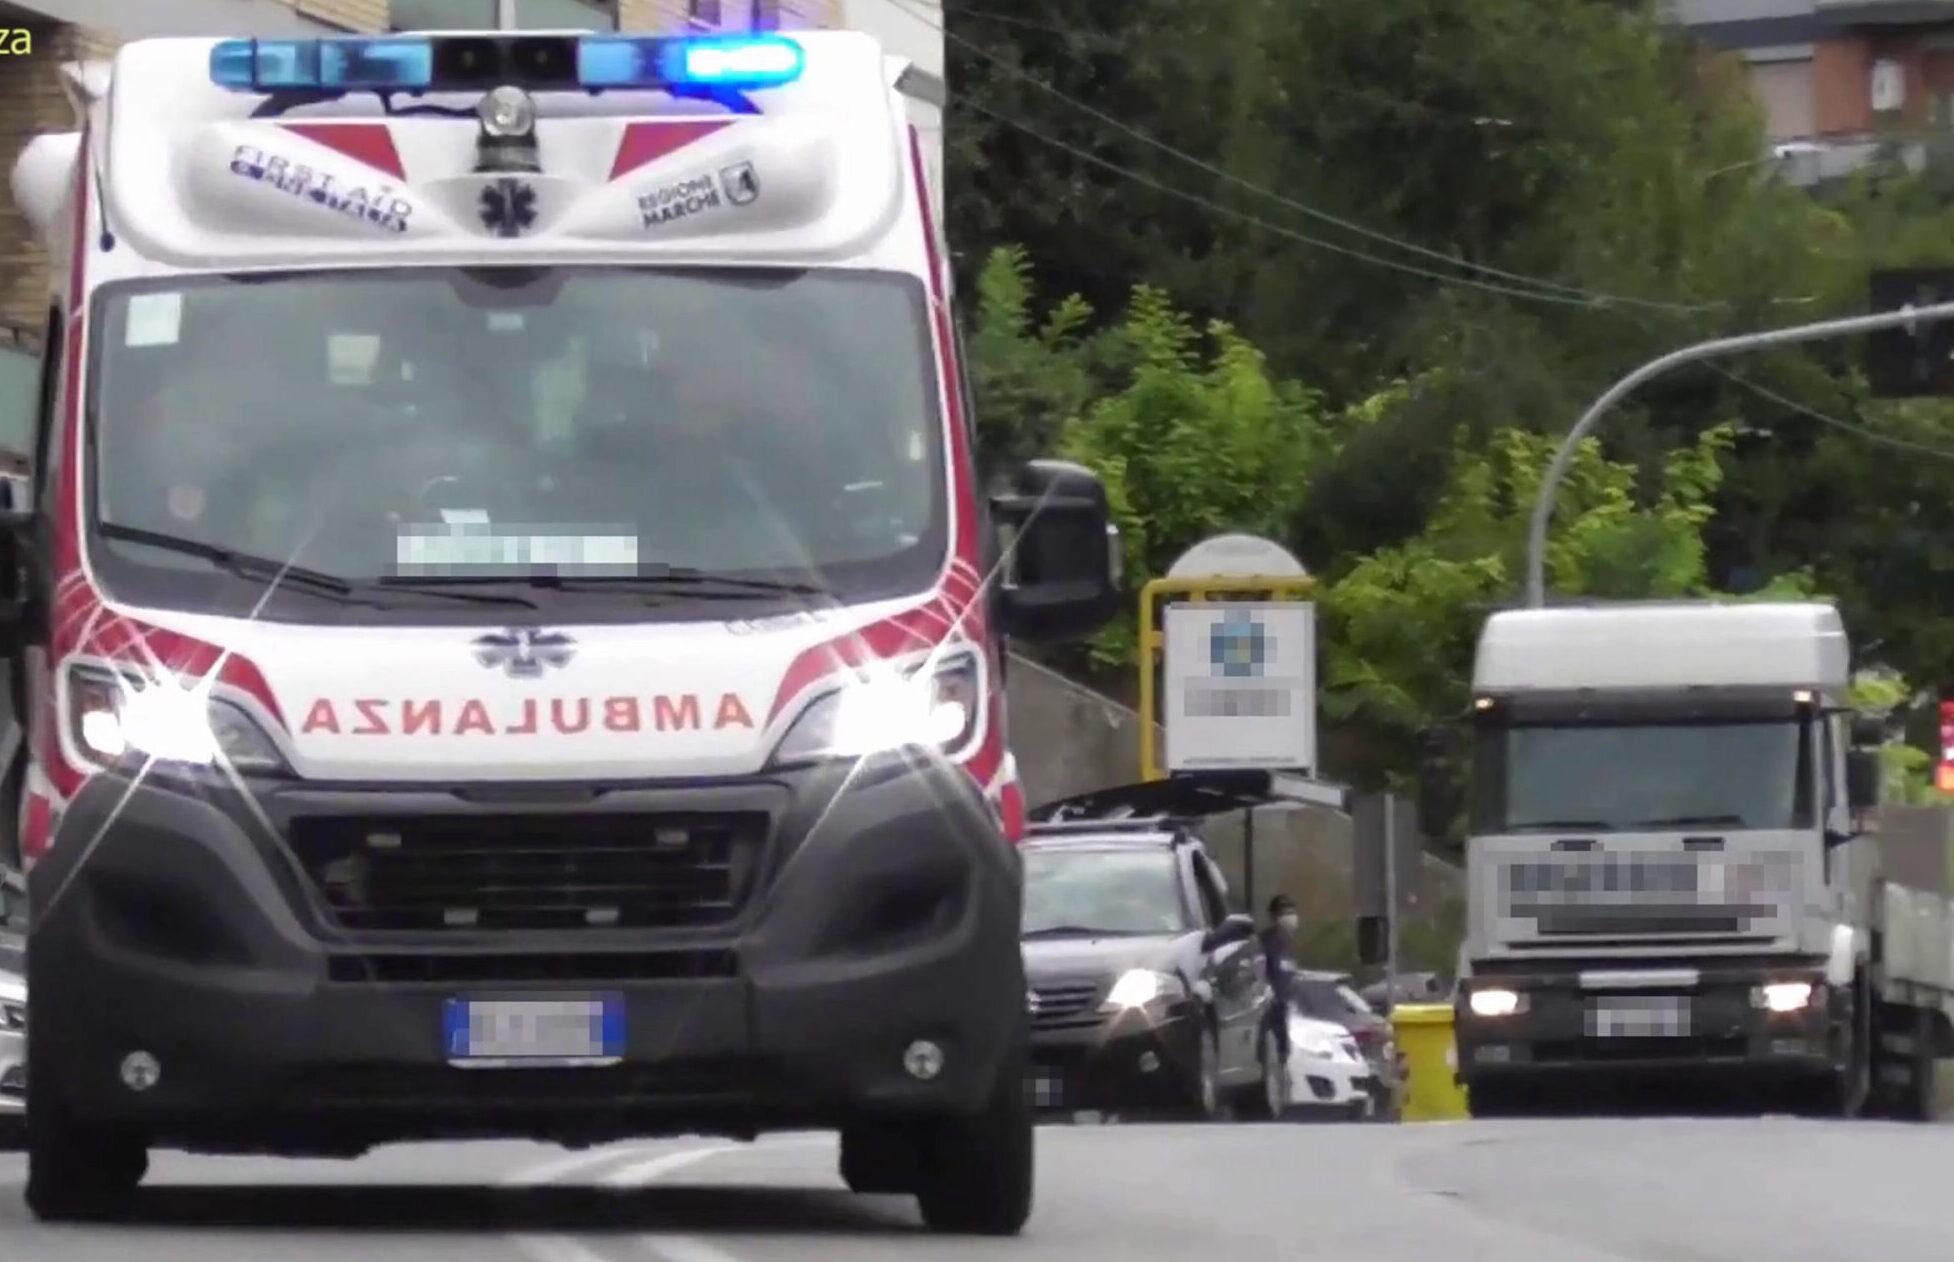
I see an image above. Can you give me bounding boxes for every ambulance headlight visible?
[769,652,981,766]
[67,666,290,776]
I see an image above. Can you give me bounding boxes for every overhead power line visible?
[918,0,1721,314]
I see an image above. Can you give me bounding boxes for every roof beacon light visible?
[210,37,435,92]
[577,34,805,91]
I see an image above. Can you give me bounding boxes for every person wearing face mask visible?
[1259,894,1302,1065]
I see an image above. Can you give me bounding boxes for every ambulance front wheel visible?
[913,1043,1034,1236]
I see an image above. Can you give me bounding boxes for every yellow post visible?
[1389,1003,1469,1121]
[1136,575,1316,781]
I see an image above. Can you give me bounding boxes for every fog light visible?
[1138,1051,1161,1074]
[903,1039,944,1082]
[120,1051,161,1093]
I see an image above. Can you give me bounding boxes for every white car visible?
[0,937,22,1144]
[1284,1012,1375,1119]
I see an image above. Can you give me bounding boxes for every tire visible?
[914,1046,1034,1236]
[839,1121,917,1196]
[1184,1028,1224,1122]
[23,1072,147,1223]
[1804,976,1872,1119]
[1233,1027,1288,1121]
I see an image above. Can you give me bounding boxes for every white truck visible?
[1426,600,1954,1117]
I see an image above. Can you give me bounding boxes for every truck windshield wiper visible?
[98,523,363,600]
[1022,925,1140,938]
[1510,819,1611,831]
[1630,814,1748,828]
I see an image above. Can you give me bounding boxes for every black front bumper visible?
[27,753,1025,1153]
[1023,1002,1202,1113]
[1455,961,1841,1083]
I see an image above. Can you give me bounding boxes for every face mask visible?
[1278,913,1300,934]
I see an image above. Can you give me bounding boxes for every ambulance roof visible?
[1471,601,1850,696]
[88,31,914,272]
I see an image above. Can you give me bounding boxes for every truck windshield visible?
[84,267,946,622]
[1475,720,1812,834]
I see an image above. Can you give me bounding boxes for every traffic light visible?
[1866,269,1954,398]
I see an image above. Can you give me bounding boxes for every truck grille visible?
[1495,850,1799,942]
[287,812,768,933]
[1029,981,1103,1031]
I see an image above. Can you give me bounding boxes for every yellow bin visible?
[1389,1002,1469,1121]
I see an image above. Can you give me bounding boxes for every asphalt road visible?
[1,1116,1950,1261]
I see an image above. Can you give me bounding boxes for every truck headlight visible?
[67,665,291,775]
[1468,987,1526,1018]
[1102,968,1185,1011]
[1754,981,1817,1013]
[768,651,981,766]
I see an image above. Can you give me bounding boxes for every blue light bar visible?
[578,35,806,91]
[210,37,435,92]
[209,33,803,95]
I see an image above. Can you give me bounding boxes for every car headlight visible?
[67,665,291,775]
[768,651,981,766]
[1468,987,1526,1018]
[1102,968,1186,1011]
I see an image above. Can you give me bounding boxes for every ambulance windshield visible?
[85,267,948,622]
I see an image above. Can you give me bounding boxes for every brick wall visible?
[0,25,120,334]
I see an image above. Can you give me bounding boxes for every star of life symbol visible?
[473,627,576,679]
[479,178,538,238]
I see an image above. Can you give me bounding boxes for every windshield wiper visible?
[1629,813,1748,828]
[1022,925,1141,938]
[98,523,365,600]
[372,577,540,608]
[377,566,827,600]
[1510,818,1611,832]
[548,566,831,598]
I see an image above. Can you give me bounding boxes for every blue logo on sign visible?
[1209,613,1267,679]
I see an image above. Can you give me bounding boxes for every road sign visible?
[1162,601,1317,773]
[1867,269,1954,398]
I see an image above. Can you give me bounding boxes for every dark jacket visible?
[1258,927,1295,1010]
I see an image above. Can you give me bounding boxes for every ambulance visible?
[0,29,1121,1228]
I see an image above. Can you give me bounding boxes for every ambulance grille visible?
[288,812,769,933]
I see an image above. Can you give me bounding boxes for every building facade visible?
[1671,0,1954,183]
[0,0,942,345]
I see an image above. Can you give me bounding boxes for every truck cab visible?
[0,29,1120,1229]
[1431,601,1885,1114]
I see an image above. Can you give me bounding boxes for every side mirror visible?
[1846,748,1882,812]
[1356,914,1388,966]
[1416,727,1460,841]
[991,459,1121,643]
[1203,912,1256,952]
[1849,713,1887,748]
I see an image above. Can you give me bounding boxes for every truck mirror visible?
[1845,748,1882,812]
[991,459,1122,643]
[1849,713,1887,747]
[1416,727,1458,840]
[1356,914,1388,966]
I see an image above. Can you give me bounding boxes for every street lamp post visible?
[1524,299,1954,607]
[497,0,518,28]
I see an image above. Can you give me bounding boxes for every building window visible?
[393,0,620,32]
[690,0,724,28]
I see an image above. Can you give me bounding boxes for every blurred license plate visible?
[1026,1069,1064,1108]
[1586,996,1690,1038]
[444,995,623,1066]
